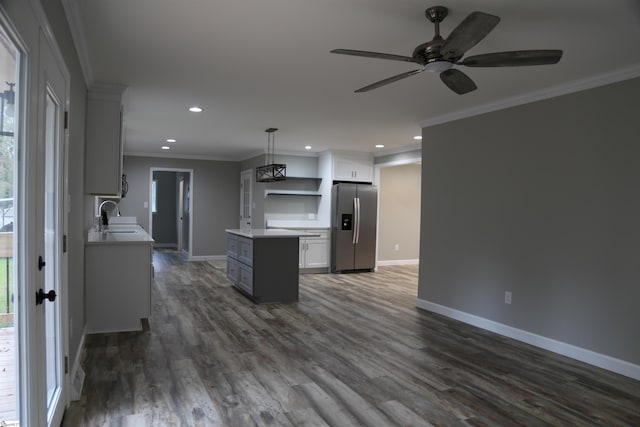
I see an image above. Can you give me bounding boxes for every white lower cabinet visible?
[85,242,153,333]
[299,228,329,271]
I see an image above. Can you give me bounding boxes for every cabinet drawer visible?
[227,235,239,258]
[226,257,240,284]
[238,237,253,266]
[305,229,329,240]
[238,265,253,295]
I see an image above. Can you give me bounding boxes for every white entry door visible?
[0,5,69,425]
[240,169,253,229]
[35,28,69,427]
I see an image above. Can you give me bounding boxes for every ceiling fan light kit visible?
[256,128,287,183]
[331,5,563,95]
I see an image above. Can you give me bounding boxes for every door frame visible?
[1,1,71,424]
[37,26,70,426]
[148,167,193,255]
[240,169,253,229]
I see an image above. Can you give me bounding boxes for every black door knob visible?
[35,288,57,305]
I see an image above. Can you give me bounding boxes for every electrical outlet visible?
[143,201,148,208]
[504,291,512,304]
[394,244,400,251]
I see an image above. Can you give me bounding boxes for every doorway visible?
[148,168,193,255]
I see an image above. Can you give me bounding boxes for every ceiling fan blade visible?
[330,49,416,63]
[440,69,477,95]
[441,12,500,60]
[355,69,425,93]
[461,50,563,67]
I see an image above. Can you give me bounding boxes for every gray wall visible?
[39,0,88,364]
[378,163,421,261]
[152,171,178,245]
[419,76,640,365]
[119,156,240,257]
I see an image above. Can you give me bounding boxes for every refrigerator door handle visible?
[352,198,358,244]
[355,197,361,244]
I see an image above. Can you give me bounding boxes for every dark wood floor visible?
[63,249,640,426]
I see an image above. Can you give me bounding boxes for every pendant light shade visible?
[256,128,286,182]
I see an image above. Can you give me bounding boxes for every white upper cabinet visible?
[85,84,126,196]
[332,153,374,183]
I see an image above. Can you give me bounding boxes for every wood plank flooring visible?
[63,249,640,426]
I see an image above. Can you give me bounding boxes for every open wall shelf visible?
[265,189,322,197]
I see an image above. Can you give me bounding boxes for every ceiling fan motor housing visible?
[413,37,455,72]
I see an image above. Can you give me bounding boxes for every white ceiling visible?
[64,0,640,161]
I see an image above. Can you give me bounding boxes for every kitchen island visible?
[86,224,154,333]
[225,228,317,303]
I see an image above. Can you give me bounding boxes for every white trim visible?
[375,157,421,168]
[416,298,640,381]
[419,64,640,129]
[374,142,422,158]
[377,259,419,266]
[126,150,246,162]
[61,0,92,86]
[69,329,86,401]
[189,255,226,262]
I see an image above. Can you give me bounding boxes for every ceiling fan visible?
[330,5,563,94]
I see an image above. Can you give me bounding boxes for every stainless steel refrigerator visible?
[331,183,377,273]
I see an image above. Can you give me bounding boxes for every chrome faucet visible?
[98,200,121,228]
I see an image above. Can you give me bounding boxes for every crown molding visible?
[62,0,93,86]
[419,64,640,129]
[124,151,239,162]
[374,142,422,158]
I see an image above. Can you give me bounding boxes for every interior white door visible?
[36,28,69,427]
[240,169,253,229]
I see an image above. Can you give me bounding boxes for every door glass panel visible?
[240,170,252,229]
[44,90,60,413]
[0,23,20,425]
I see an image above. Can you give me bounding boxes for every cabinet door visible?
[352,158,374,183]
[305,239,329,268]
[298,238,306,268]
[333,156,374,183]
[85,85,126,195]
[333,157,357,181]
[238,237,253,266]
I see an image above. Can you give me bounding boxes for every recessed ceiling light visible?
[305,145,312,150]
[161,146,170,150]
[413,135,422,140]
[166,138,176,143]
[188,106,202,113]
[375,144,385,148]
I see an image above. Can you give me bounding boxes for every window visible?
[151,179,158,213]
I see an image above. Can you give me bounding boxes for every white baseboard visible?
[70,328,86,401]
[377,259,419,266]
[188,255,226,262]
[416,298,640,381]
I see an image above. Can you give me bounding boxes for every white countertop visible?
[226,228,320,239]
[265,220,330,229]
[87,225,154,245]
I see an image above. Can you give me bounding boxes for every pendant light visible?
[256,127,286,182]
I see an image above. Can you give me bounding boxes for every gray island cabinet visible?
[225,229,318,303]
